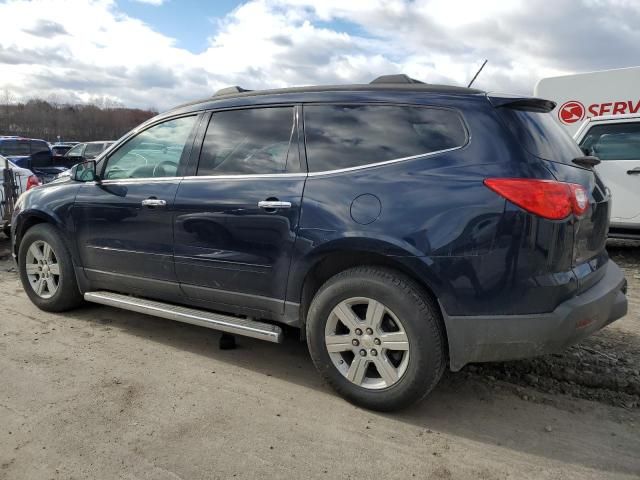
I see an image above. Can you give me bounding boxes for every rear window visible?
[0,140,30,156]
[579,122,640,160]
[304,105,467,172]
[497,107,582,163]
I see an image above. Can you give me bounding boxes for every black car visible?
[63,141,114,168]
[51,143,75,161]
[10,75,628,411]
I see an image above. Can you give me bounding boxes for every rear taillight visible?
[484,178,589,220]
[26,175,41,191]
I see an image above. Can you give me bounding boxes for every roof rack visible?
[369,74,425,85]
[213,86,253,97]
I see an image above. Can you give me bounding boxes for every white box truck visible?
[535,66,640,136]
[535,67,640,239]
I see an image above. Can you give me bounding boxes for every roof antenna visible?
[467,59,488,88]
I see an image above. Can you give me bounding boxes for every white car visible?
[1,155,40,236]
[574,113,640,239]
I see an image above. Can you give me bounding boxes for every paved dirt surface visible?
[0,236,639,479]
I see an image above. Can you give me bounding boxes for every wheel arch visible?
[291,246,448,356]
[13,211,55,261]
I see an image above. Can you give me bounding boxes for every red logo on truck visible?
[558,101,585,124]
[558,99,640,125]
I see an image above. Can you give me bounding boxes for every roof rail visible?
[369,74,425,85]
[213,86,252,96]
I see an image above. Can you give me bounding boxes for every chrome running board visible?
[84,291,283,343]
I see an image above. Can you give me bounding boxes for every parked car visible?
[10,75,628,411]
[1,155,40,237]
[51,143,75,161]
[574,113,640,239]
[63,141,115,167]
[0,137,67,183]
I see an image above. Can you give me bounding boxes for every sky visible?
[0,0,638,111]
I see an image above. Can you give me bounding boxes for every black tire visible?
[18,223,83,312]
[306,266,446,411]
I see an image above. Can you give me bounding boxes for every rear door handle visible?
[141,198,167,207]
[627,168,640,175]
[258,200,292,210]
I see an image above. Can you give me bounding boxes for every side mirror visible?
[72,160,99,182]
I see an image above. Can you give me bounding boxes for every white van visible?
[574,114,640,239]
[536,67,640,239]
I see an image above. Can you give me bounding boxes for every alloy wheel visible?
[25,240,60,299]
[324,297,410,389]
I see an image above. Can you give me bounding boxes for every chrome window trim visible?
[305,145,464,177]
[95,145,462,183]
[99,176,183,185]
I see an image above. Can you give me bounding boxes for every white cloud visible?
[0,0,637,110]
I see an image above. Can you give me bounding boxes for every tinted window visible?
[84,143,104,159]
[580,122,640,160]
[303,105,466,172]
[497,107,582,163]
[103,115,197,180]
[197,107,299,176]
[29,140,52,168]
[0,140,30,156]
[52,146,71,156]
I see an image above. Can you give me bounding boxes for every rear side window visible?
[303,105,467,172]
[0,140,30,156]
[497,107,582,163]
[197,107,299,176]
[579,122,640,160]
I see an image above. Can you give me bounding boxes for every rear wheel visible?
[306,266,446,411]
[18,224,83,312]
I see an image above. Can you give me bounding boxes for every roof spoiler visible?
[488,95,556,113]
[213,86,253,97]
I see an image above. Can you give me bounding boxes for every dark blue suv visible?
[10,76,628,410]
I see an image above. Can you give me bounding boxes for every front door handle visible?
[141,198,167,207]
[627,168,640,175]
[258,200,292,210]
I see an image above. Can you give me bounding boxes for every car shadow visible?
[61,302,640,477]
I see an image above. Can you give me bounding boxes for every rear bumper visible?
[443,259,628,371]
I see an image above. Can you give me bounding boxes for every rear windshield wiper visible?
[572,156,601,169]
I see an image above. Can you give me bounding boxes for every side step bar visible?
[84,291,283,343]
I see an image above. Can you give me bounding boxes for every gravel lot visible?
[0,236,639,479]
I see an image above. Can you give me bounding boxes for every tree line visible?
[0,93,157,142]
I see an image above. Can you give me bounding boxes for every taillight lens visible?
[26,175,41,191]
[484,178,589,220]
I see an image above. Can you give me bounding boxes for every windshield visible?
[497,108,583,163]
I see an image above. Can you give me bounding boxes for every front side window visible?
[103,116,197,180]
[197,107,299,176]
[303,105,467,172]
[580,122,640,160]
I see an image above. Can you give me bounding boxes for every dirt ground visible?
[0,236,639,479]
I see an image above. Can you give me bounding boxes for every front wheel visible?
[18,224,83,312]
[306,266,446,411]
